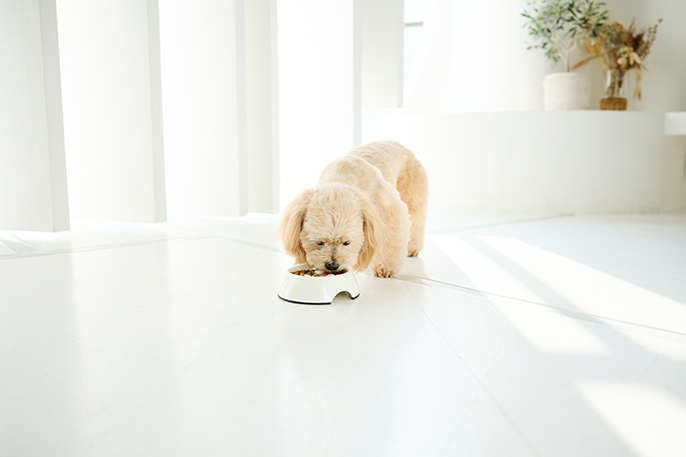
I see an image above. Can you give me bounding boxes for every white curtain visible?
[58,0,166,223]
[0,0,68,231]
[0,0,401,231]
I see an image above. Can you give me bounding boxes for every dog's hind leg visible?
[396,155,428,257]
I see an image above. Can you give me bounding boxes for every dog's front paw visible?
[373,265,394,278]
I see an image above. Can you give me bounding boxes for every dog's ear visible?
[354,197,380,271]
[280,189,314,263]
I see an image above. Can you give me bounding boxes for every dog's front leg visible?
[372,204,410,278]
[373,244,406,278]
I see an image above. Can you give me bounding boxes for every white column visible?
[0,0,69,231]
[159,0,243,219]
[277,0,356,208]
[243,0,279,213]
[355,0,404,110]
[57,0,167,223]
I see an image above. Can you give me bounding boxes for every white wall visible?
[277,0,356,208]
[0,0,69,231]
[604,0,686,111]
[403,0,547,111]
[365,111,686,228]
[159,0,244,219]
[57,0,166,222]
[403,0,686,112]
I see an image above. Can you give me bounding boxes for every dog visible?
[280,141,428,278]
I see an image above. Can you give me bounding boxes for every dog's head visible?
[280,184,379,273]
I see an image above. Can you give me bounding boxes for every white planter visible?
[543,72,591,111]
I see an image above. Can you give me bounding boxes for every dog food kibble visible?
[292,269,346,277]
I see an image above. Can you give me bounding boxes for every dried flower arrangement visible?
[522,0,608,71]
[573,18,662,102]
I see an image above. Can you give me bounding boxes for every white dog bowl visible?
[277,265,360,305]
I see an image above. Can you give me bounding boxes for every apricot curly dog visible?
[280,141,428,278]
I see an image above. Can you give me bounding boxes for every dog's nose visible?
[325,261,340,271]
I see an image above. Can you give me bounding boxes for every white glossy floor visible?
[1,214,685,457]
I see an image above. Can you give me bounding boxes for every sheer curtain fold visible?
[55,0,277,224]
[0,0,69,231]
[1,0,402,230]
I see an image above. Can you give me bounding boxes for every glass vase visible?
[600,69,627,110]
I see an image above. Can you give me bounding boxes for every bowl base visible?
[277,292,359,305]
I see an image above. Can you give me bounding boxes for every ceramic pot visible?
[543,72,591,111]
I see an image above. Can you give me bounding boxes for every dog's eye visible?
[316,241,325,246]
[343,240,351,246]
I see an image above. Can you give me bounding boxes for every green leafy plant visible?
[522,0,608,71]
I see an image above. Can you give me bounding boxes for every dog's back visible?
[348,141,415,187]
[319,140,428,258]
[296,140,428,277]
[349,141,428,256]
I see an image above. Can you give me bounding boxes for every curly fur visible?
[280,141,428,278]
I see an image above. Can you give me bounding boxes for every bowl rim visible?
[287,264,353,278]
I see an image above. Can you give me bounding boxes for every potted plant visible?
[522,0,608,111]
[574,18,662,110]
